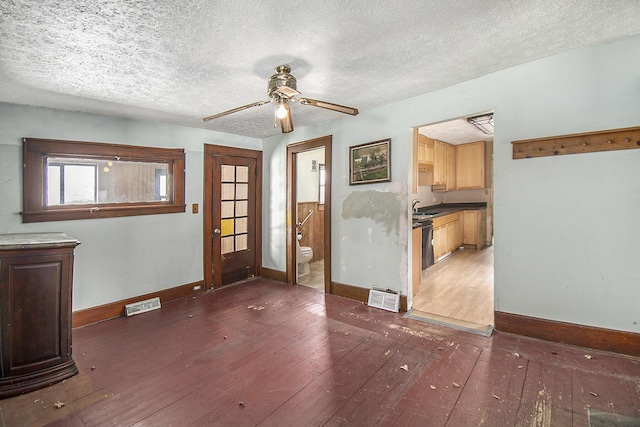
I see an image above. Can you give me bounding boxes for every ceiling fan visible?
[203,65,359,133]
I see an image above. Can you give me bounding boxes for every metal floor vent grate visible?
[125,297,161,317]
[368,289,400,313]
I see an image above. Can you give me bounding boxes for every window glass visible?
[22,138,185,222]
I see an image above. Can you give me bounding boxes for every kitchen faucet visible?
[412,199,421,213]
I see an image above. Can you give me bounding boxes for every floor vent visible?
[368,289,400,313]
[125,297,161,317]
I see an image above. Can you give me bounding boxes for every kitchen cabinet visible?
[457,141,485,189]
[433,140,447,186]
[463,209,487,249]
[445,143,457,191]
[0,233,80,398]
[413,130,434,191]
[412,227,422,297]
[433,140,456,191]
[433,212,462,262]
[417,134,434,171]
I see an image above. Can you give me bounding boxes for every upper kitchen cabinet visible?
[456,141,485,190]
[432,140,456,192]
[413,130,434,191]
[417,134,434,171]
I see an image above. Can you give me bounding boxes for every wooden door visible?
[204,145,262,289]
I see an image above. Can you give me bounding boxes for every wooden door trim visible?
[203,144,263,289]
[286,136,332,293]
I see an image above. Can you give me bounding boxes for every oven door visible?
[421,224,434,270]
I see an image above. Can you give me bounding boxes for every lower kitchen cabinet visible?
[463,209,487,249]
[0,233,80,399]
[433,212,462,262]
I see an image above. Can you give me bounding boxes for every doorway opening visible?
[203,144,263,289]
[286,136,332,293]
[410,113,494,334]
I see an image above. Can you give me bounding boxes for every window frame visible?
[22,137,186,223]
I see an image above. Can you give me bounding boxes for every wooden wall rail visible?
[512,126,640,159]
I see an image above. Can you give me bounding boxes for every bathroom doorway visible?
[286,136,332,293]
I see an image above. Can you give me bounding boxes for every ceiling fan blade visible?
[203,100,268,122]
[279,104,294,133]
[298,98,359,116]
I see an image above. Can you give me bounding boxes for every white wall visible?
[0,103,260,311]
[261,34,640,333]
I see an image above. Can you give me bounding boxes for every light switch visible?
[192,203,198,214]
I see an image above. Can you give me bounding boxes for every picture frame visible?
[349,138,391,185]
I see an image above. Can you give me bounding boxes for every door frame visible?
[203,144,263,289]
[286,136,332,292]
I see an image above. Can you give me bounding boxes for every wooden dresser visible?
[0,233,80,398]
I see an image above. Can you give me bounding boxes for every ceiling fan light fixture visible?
[276,99,288,119]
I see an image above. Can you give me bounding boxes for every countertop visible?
[413,203,487,228]
[0,233,81,250]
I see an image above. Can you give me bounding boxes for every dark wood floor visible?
[1,278,639,426]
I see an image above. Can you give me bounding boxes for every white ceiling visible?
[1,1,639,139]
[419,118,494,145]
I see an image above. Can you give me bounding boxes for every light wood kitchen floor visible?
[412,245,494,327]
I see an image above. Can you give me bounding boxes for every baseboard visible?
[331,281,408,312]
[72,280,204,328]
[260,267,287,283]
[495,311,640,357]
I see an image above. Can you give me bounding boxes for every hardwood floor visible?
[1,278,639,426]
[412,246,494,327]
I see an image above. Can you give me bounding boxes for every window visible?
[22,138,185,222]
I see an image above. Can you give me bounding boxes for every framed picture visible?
[349,138,391,185]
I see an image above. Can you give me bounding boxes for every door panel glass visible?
[221,183,235,200]
[221,201,234,218]
[236,235,247,251]
[221,218,234,236]
[221,236,234,254]
[235,217,248,234]
[218,164,249,255]
[236,200,248,216]
[236,166,249,182]
[235,183,248,199]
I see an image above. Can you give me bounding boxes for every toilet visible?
[296,240,313,277]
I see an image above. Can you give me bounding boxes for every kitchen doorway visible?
[410,113,494,333]
[286,136,332,293]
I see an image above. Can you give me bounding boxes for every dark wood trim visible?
[203,144,263,289]
[260,267,287,283]
[72,280,204,328]
[495,311,640,357]
[286,136,332,293]
[22,138,185,223]
[331,281,408,312]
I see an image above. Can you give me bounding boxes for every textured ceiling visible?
[1,1,639,139]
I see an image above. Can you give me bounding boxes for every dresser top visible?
[0,233,80,250]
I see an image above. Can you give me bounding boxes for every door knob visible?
[213,228,221,234]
